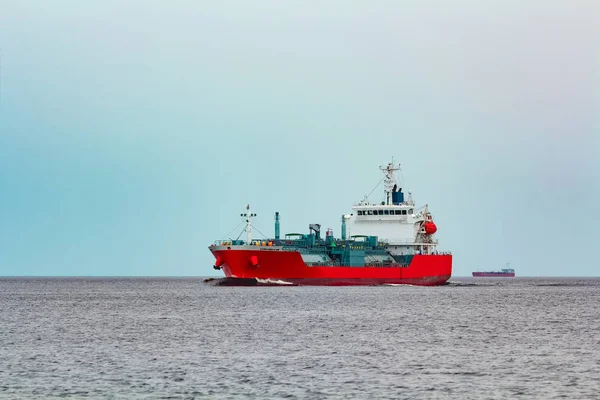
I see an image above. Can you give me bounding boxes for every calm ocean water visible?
[1,277,599,399]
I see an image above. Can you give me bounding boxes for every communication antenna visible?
[241,204,257,244]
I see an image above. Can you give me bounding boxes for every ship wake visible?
[204,277,297,286]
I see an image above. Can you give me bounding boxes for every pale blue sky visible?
[1,1,598,276]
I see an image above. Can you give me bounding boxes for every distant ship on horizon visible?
[472,263,515,277]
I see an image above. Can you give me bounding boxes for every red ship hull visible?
[210,249,452,286]
[472,272,515,277]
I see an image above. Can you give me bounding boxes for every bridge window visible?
[395,210,401,215]
[402,210,407,215]
[358,211,363,216]
[367,210,373,215]
[408,209,413,214]
[377,210,383,215]
[384,210,389,215]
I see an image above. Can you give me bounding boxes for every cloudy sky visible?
[1,0,598,276]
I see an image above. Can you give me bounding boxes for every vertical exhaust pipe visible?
[275,212,280,240]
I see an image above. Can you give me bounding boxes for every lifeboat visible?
[424,221,437,235]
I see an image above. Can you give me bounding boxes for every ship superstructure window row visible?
[357,209,411,216]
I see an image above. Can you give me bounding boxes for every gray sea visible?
[1,277,599,399]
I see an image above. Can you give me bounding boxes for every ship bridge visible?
[345,162,439,255]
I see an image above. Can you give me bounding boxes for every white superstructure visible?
[345,162,439,255]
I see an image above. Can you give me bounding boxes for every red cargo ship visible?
[209,161,452,286]
[472,264,515,277]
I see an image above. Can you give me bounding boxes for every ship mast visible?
[241,204,256,244]
[379,161,401,205]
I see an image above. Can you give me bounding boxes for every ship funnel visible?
[341,215,347,240]
[274,212,280,240]
[392,188,404,205]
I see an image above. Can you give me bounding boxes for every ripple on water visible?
[0,277,599,399]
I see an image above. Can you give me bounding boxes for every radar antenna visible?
[379,160,401,205]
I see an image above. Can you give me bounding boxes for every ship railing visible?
[214,240,241,246]
[378,239,440,245]
[305,261,357,267]
[364,262,407,268]
[305,262,410,268]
